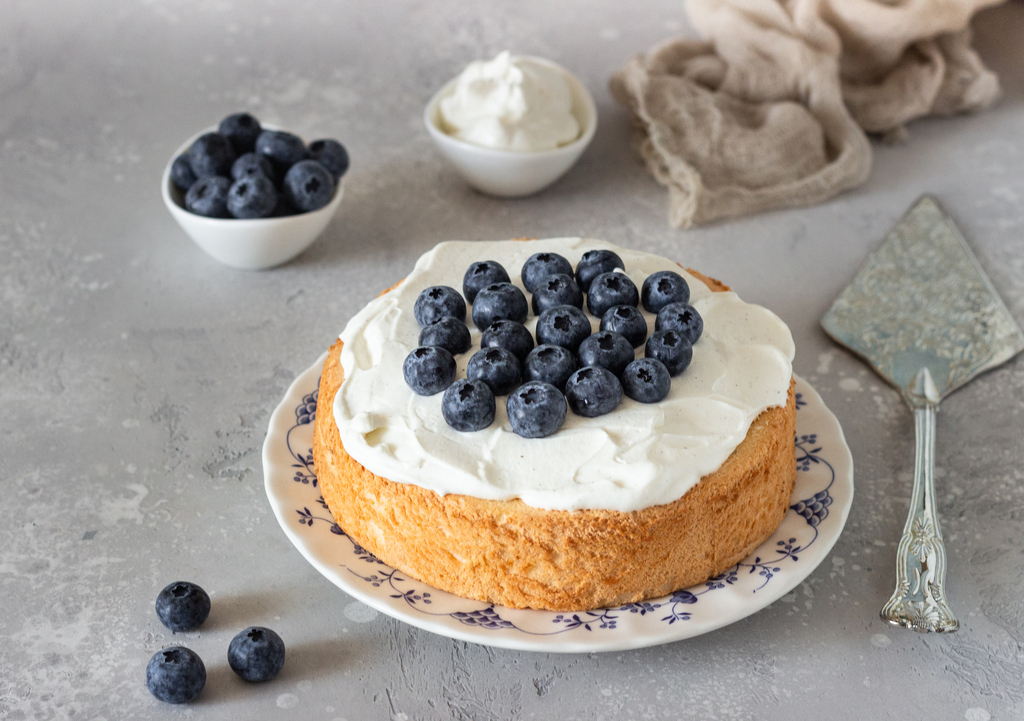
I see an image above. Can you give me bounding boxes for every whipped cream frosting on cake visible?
[334,238,794,513]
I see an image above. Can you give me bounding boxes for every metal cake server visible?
[821,195,1024,633]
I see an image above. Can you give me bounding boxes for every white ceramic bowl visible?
[424,57,597,198]
[161,127,344,270]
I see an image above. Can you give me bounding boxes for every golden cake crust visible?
[313,268,796,611]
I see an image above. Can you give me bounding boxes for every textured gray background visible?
[2,1,1023,719]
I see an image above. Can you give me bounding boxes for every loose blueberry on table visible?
[155,581,211,633]
[442,379,497,431]
[146,646,206,704]
[171,112,347,219]
[228,627,286,682]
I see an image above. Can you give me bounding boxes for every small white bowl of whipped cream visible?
[425,52,597,197]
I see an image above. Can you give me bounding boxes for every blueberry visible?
[522,344,578,391]
[442,379,496,431]
[414,285,466,327]
[170,154,197,191]
[146,647,206,704]
[307,139,349,180]
[271,191,296,217]
[218,112,262,154]
[577,331,635,378]
[600,305,648,348]
[621,358,671,403]
[642,271,690,313]
[531,273,583,315]
[564,366,622,418]
[645,330,693,376]
[587,272,639,318]
[418,316,471,355]
[283,159,335,212]
[521,252,574,293]
[575,249,624,292]
[471,282,528,329]
[467,347,521,395]
[463,261,511,303]
[480,319,534,361]
[255,129,307,172]
[535,305,591,352]
[231,152,276,184]
[655,302,704,344]
[506,381,567,438]
[227,175,277,219]
[185,176,231,218]
[228,627,286,683]
[155,581,211,633]
[403,346,456,395]
[188,132,236,178]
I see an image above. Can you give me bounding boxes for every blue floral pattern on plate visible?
[263,355,853,653]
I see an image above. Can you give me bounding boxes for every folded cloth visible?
[610,0,1002,228]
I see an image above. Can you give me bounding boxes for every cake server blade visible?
[821,195,1024,633]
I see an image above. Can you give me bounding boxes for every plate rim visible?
[263,354,854,653]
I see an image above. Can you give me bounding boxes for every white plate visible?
[263,355,853,653]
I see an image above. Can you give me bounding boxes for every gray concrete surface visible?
[2,1,1024,719]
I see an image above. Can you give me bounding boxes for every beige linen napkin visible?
[610,0,1002,228]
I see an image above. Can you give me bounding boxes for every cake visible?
[313,238,796,611]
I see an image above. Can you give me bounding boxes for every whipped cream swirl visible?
[335,238,794,512]
[438,51,581,151]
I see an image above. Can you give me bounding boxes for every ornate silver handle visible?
[880,368,959,633]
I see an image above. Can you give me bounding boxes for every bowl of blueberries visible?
[162,112,349,270]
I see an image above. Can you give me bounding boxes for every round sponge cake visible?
[312,257,796,611]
